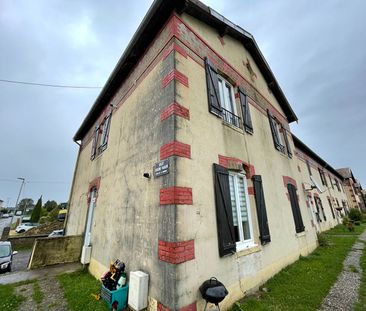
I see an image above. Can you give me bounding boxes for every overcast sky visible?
[0,0,365,206]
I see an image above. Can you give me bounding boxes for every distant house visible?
[65,0,357,309]
[337,168,366,211]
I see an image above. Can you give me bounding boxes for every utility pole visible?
[10,177,25,225]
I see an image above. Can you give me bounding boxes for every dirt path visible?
[15,276,69,311]
[319,230,366,311]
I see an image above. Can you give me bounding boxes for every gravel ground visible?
[319,231,366,311]
[15,276,69,311]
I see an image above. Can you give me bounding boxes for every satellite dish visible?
[310,175,325,193]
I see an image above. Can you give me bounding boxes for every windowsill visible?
[236,244,261,257]
[222,120,244,134]
[295,231,306,238]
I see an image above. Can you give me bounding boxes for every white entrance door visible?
[84,188,97,247]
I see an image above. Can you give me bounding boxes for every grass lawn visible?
[324,223,366,236]
[0,280,34,311]
[233,225,365,311]
[58,269,109,311]
[354,240,366,311]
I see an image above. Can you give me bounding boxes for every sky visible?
[0,0,365,206]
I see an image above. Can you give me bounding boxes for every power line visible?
[0,78,102,89]
[0,178,70,185]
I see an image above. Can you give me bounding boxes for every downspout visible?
[63,140,82,236]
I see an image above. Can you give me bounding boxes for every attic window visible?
[244,58,257,81]
[91,110,112,160]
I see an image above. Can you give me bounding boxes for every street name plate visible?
[154,159,169,177]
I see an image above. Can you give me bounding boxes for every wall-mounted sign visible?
[154,159,169,177]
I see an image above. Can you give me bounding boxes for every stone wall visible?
[28,235,82,269]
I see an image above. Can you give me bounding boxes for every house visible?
[65,0,353,309]
[292,135,349,231]
[337,168,366,211]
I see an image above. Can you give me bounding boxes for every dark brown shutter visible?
[213,164,236,256]
[267,110,281,151]
[287,184,305,233]
[90,126,99,160]
[252,175,271,244]
[205,57,222,116]
[101,111,112,150]
[328,198,335,219]
[282,127,292,158]
[238,87,253,134]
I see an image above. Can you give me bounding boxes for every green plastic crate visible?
[101,284,129,311]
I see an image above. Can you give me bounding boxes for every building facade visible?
[65,1,355,309]
[337,168,366,211]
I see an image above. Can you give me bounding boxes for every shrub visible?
[349,208,362,222]
[317,232,329,247]
[355,221,361,226]
[342,216,349,226]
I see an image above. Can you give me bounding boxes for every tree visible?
[18,198,34,211]
[30,196,42,223]
[43,200,58,212]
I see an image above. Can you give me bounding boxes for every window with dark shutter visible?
[90,126,99,160]
[282,127,292,158]
[205,58,222,116]
[328,198,335,219]
[252,175,271,245]
[213,164,236,256]
[268,110,284,152]
[318,169,328,186]
[329,174,334,189]
[99,111,112,153]
[306,160,312,176]
[287,184,305,233]
[315,197,326,221]
[238,87,253,134]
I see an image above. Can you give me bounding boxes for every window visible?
[306,160,312,176]
[318,168,328,186]
[268,110,292,157]
[329,174,334,189]
[315,197,326,222]
[205,58,253,131]
[327,197,335,219]
[91,110,112,160]
[287,184,305,233]
[335,179,341,192]
[213,164,267,257]
[228,172,254,249]
[218,76,240,127]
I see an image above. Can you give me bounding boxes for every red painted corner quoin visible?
[160,102,190,121]
[162,69,189,88]
[160,141,191,160]
[158,240,195,264]
[160,186,193,205]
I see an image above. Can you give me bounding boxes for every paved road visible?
[12,249,32,272]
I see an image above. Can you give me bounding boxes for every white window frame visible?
[217,76,238,126]
[273,119,285,147]
[229,172,255,251]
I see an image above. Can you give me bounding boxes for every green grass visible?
[233,226,364,311]
[325,223,366,236]
[0,280,35,311]
[32,281,43,304]
[58,269,109,311]
[354,241,366,311]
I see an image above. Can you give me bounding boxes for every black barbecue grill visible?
[199,277,228,310]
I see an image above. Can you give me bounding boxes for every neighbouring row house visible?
[64,0,360,309]
[337,168,366,211]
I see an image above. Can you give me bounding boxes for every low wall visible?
[28,235,83,269]
[8,234,48,248]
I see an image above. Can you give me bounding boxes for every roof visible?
[336,168,355,182]
[292,134,344,180]
[74,0,298,141]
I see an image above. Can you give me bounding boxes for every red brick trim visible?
[157,302,171,311]
[247,187,254,195]
[87,176,101,204]
[160,102,190,121]
[218,155,255,178]
[313,192,319,197]
[158,240,195,264]
[160,187,193,205]
[179,302,197,311]
[283,176,297,189]
[162,69,189,88]
[162,42,188,60]
[160,141,191,160]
